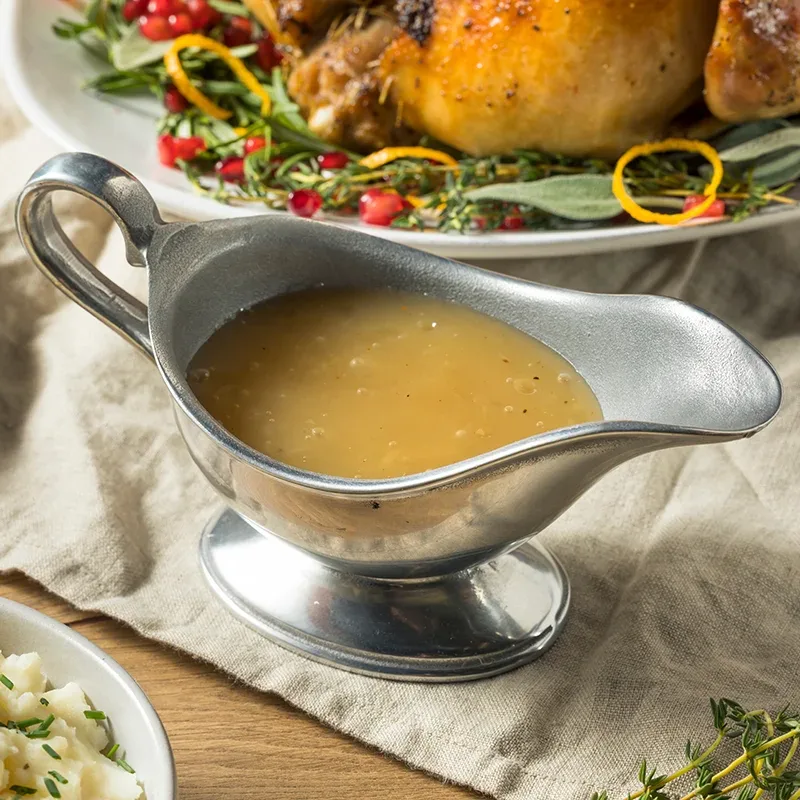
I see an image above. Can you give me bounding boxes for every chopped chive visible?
[9,786,36,795]
[44,778,60,799]
[83,710,106,720]
[47,773,67,786]
[42,745,61,760]
[1,674,15,690]
[25,730,51,739]
[37,715,55,732]
[105,744,120,759]
[6,720,17,730]
[39,698,50,707]
[116,759,135,774]
[16,718,43,730]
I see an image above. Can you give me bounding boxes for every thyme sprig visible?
[592,700,800,800]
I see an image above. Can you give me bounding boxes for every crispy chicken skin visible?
[705,0,800,122]
[287,18,416,151]
[381,0,720,158]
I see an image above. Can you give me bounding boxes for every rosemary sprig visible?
[591,700,800,800]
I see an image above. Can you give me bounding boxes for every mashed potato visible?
[0,652,142,800]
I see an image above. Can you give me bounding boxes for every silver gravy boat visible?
[17,153,782,681]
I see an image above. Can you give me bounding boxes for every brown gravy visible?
[188,288,602,479]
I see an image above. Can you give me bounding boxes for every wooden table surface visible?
[0,572,475,800]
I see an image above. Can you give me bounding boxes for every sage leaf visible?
[111,26,172,71]
[711,119,790,154]
[269,68,308,133]
[751,148,800,187]
[464,174,622,221]
[719,127,800,163]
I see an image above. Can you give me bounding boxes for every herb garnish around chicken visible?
[591,699,800,800]
[54,0,800,231]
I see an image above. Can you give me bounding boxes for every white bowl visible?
[0,597,176,800]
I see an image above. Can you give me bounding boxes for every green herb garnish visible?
[83,710,106,720]
[105,743,120,759]
[0,674,15,690]
[47,772,68,786]
[24,730,51,739]
[42,745,61,760]
[37,715,55,732]
[116,759,135,774]
[9,786,36,796]
[39,698,49,707]
[590,699,800,800]
[15,718,42,730]
[43,778,60,799]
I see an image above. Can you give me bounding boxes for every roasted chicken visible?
[706,0,800,122]
[245,0,800,158]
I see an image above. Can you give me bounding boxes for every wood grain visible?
[0,572,476,800]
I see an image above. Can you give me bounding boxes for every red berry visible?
[317,151,349,170]
[244,136,267,154]
[157,134,176,167]
[168,11,193,35]
[147,0,178,15]
[500,215,525,230]
[358,189,407,226]
[186,0,220,28]
[122,0,148,22]
[139,14,172,40]
[164,85,189,113]
[215,156,245,182]
[256,35,283,71]
[172,135,206,161]
[682,194,726,219]
[287,189,323,218]
[223,16,253,47]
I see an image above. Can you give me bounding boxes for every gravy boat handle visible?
[15,152,164,360]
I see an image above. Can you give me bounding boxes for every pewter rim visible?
[154,275,784,497]
[0,597,177,800]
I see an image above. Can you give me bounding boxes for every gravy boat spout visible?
[17,153,782,681]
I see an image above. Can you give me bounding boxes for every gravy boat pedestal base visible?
[201,509,569,681]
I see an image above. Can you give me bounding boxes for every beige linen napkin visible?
[2,74,800,800]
